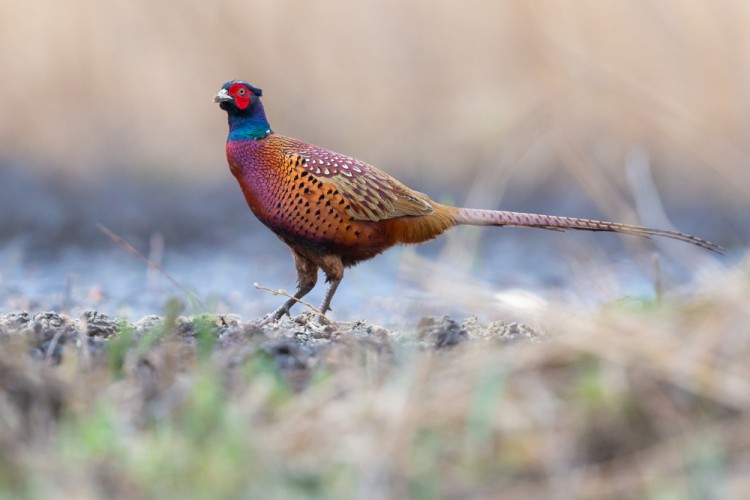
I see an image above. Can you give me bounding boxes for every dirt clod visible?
[417,316,469,348]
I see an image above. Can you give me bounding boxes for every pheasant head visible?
[214,80,271,140]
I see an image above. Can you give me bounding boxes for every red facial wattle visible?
[229,83,251,110]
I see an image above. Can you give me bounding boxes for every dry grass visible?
[0,257,748,498]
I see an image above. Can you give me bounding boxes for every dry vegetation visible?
[1,1,749,497]
[0,256,749,498]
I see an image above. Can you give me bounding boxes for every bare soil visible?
[0,310,543,389]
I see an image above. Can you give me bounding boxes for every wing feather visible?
[284,144,433,222]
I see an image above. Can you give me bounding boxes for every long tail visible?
[453,208,724,254]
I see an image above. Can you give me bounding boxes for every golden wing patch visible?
[284,148,434,222]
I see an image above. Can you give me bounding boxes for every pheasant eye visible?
[238,88,247,96]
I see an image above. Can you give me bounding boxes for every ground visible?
[1,264,748,499]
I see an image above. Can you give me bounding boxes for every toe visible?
[272,306,290,321]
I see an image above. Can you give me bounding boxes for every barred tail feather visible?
[453,208,724,254]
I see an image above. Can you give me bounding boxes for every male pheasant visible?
[214,80,722,321]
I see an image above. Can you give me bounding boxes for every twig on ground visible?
[253,282,327,320]
[98,224,205,310]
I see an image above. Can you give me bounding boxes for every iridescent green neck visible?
[227,101,272,141]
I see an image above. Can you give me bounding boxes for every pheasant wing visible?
[284,144,433,222]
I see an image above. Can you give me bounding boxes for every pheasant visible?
[214,80,722,321]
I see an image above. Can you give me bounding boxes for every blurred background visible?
[0,0,748,322]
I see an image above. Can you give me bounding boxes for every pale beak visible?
[213,88,233,103]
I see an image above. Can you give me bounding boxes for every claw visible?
[273,306,290,320]
[258,305,291,326]
[316,314,332,326]
[271,304,292,321]
[258,314,275,326]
